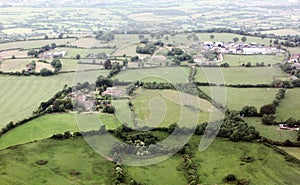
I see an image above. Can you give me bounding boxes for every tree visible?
[210,34,215,40]
[12,55,16,59]
[50,43,57,49]
[240,106,258,117]
[104,60,112,69]
[260,104,276,115]
[76,54,81,59]
[51,59,62,72]
[138,34,144,40]
[245,62,251,67]
[233,37,239,43]
[44,35,49,39]
[241,36,247,43]
[40,68,54,76]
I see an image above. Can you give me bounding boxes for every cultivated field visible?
[114,67,190,83]
[195,67,289,85]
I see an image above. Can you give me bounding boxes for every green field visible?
[278,147,300,160]
[132,88,215,127]
[0,71,107,129]
[195,67,289,85]
[0,113,121,150]
[0,138,115,185]
[200,87,278,110]
[222,54,284,67]
[190,136,300,184]
[60,59,107,72]
[276,88,300,120]
[244,117,298,142]
[113,99,134,127]
[114,67,190,83]
[58,47,114,58]
[0,135,299,185]
[261,29,300,36]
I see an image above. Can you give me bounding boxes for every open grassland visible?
[189,136,300,185]
[244,117,298,142]
[0,38,76,51]
[132,89,215,127]
[2,28,33,34]
[113,99,134,127]
[288,47,300,55]
[114,67,190,83]
[222,54,284,66]
[199,87,278,110]
[195,67,289,85]
[0,113,121,150]
[276,88,300,120]
[60,59,106,72]
[0,138,115,185]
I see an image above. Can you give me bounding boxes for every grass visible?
[132,88,215,127]
[1,59,54,72]
[278,147,300,160]
[261,29,300,36]
[276,88,300,120]
[199,87,278,110]
[195,67,289,85]
[189,136,300,185]
[222,54,284,67]
[60,59,107,72]
[57,47,114,58]
[0,113,121,150]
[113,99,134,127]
[0,138,115,185]
[288,47,300,55]
[114,67,190,83]
[244,117,298,142]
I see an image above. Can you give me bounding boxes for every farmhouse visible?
[279,124,300,131]
[102,87,124,97]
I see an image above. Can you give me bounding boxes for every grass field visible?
[0,113,122,150]
[190,136,300,184]
[60,59,107,72]
[261,29,300,36]
[195,67,289,85]
[57,47,114,58]
[113,99,134,127]
[0,138,115,185]
[244,117,298,142]
[222,54,284,67]
[288,47,300,55]
[1,59,54,72]
[0,49,28,58]
[132,89,215,127]
[114,67,190,83]
[278,147,300,160]
[199,87,278,110]
[276,88,300,120]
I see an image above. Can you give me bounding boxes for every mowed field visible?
[195,67,289,85]
[222,54,284,67]
[132,89,215,127]
[0,113,121,150]
[0,71,106,129]
[0,138,115,185]
[114,67,190,83]
[200,87,278,111]
[276,88,300,120]
[1,59,54,72]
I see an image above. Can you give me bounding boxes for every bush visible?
[262,114,276,125]
[260,103,276,115]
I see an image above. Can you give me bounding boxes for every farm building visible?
[102,87,124,97]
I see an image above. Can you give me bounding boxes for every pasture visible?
[244,117,298,142]
[222,54,284,66]
[1,59,54,72]
[276,88,300,120]
[195,67,289,85]
[114,67,190,83]
[0,138,115,185]
[261,29,300,36]
[58,47,114,59]
[200,87,278,111]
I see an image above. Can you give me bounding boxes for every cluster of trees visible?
[95,31,115,42]
[203,50,218,61]
[40,68,54,76]
[167,48,193,65]
[220,62,230,67]
[51,131,82,140]
[50,58,62,72]
[195,110,260,142]
[102,105,115,114]
[136,44,156,55]
[27,43,57,58]
[107,62,123,78]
